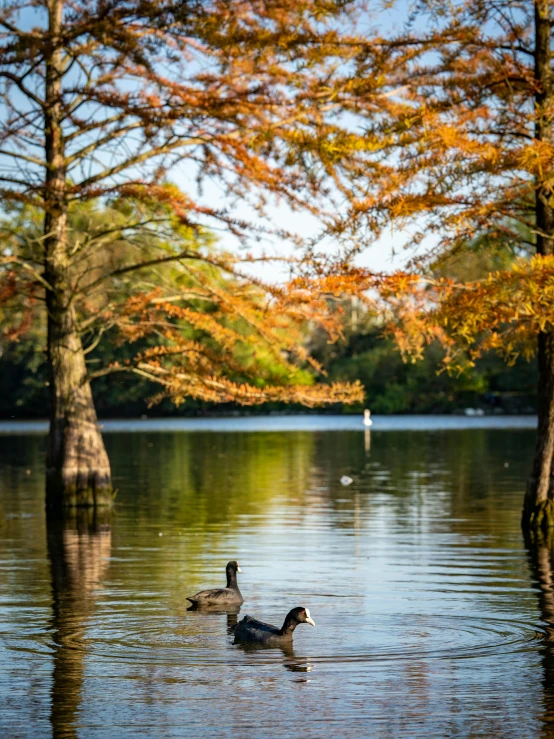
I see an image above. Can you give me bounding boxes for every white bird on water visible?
[363,409,373,427]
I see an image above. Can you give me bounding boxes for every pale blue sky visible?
[3,0,422,280]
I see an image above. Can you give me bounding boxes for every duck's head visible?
[226,561,242,586]
[226,560,242,575]
[287,607,316,628]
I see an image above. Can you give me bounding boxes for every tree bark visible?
[523,0,554,531]
[524,332,554,529]
[44,0,112,508]
[45,298,113,507]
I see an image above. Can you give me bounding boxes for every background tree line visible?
[0,201,536,419]
[1,297,536,418]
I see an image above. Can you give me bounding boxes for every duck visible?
[186,561,243,607]
[233,607,315,646]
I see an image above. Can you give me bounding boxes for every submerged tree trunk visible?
[44,0,111,508]
[524,332,554,530]
[522,0,554,531]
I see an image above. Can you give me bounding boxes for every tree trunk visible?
[44,0,112,508]
[523,0,554,531]
[524,332,554,530]
[45,299,113,507]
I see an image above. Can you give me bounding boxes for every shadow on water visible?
[282,654,313,674]
[186,602,242,632]
[234,640,314,674]
[47,509,111,739]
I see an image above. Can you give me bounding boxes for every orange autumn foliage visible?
[299,2,552,382]
[0,0,385,410]
[0,200,364,407]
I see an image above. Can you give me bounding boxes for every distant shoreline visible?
[0,414,538,435]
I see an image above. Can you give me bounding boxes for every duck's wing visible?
[239,615,279,634]
[187,587,235,604]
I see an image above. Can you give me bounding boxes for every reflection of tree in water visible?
[109,431,317,530]
[47,509,111,739]
[311,429,535,539]
[525,532,554,738]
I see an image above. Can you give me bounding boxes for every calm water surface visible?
[1,418,554,738]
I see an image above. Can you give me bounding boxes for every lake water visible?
[2,415,554,738]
